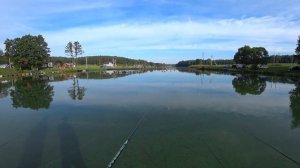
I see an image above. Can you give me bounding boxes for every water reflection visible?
[58,117,86,168]
[290,82,300,128]
[17,117,48,168]
[68,77,86,100]
[232,75,266,95]
[0,80,12,99]
[10,77,54,110]
[80,70,148,79]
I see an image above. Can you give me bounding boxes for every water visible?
[0,70,299,168]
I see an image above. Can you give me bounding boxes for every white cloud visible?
[44,16,300,59]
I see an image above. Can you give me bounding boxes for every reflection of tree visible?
[289,83,300,128]
[232,75,266,95]
[0,81,12,99]
[10,78,54,110]
[68,78,86,100]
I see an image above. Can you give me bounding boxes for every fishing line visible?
[106,111,147,168]
[249,133,300,166]
[201,138,225,168]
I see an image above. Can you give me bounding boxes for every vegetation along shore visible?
[176,36,300,77]
[0,35,167,78]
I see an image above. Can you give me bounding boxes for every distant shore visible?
[183,63,300,78]
[0,65,167,79]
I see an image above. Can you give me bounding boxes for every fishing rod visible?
[107,112,147,168]
[249,133,300,166]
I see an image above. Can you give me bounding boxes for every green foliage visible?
[176,59,234,67]
[290,83,300,128]
[10,77,54,110]
[4,35,50,69]
[296,36,300,55]
[50,56,165,67]
[65,42,73,57]
[232,75,266,95]
[65,41,83,65]
[234,45,269,65]
[0,49,3,56]
[268,55,295,63]
[295,36,300,64]
[73,41,84,58]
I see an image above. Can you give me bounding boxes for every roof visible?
[0,64,9,69]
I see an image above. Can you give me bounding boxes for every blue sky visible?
[0,0,300,63]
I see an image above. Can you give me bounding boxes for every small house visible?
[63,63,76,68]
[0,64,10,69]
[102,58,116,69]
[42,62,54,68]
[103,62,115,68]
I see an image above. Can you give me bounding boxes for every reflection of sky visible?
[0,71,296,118]
[47,71,294,117]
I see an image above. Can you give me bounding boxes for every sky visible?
[0,0,300,64]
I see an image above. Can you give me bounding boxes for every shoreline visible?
[0,67,167,80]
[181,64,300,78]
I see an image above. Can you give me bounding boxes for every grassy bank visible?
[0,64,162,78]
[189,63,300,77]
[0,65,104,78]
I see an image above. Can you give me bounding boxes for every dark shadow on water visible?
[17,117,48,168]
[57,117,86,168]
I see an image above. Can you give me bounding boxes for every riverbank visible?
[0,65,101,78]
[0,65,167,79]
[188,63,300,77]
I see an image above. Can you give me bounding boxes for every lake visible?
[0,70,299,168]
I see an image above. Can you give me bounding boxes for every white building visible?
[103,62,114,68]
[0,64,10,69]
[102,59,116,68]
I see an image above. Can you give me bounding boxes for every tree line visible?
[0,34,165,69]
[51,56,165,67]
[176,35,300,67]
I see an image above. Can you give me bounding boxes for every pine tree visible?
[73,41,84,66]
[65,42,74,64]
[295,36,300,64]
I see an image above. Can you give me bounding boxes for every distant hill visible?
[50,55,165,67]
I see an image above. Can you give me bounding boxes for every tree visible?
[73,41,84,59]
[4,38,17,67]
[65,41,84,67]
[0,49,3,56]
[295,36,300,64]
[234,45,269,65]
[4,35,50,69]
[65,42,74,64]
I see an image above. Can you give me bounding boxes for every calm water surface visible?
[0,70,299,168]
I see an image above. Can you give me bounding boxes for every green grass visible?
[0,64,147,76]
[0,68,18,75]
[189,63,300,77]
